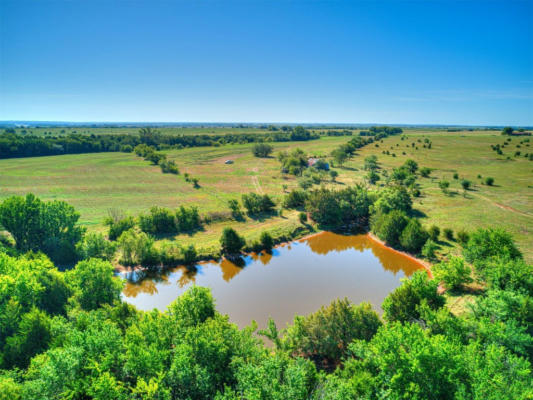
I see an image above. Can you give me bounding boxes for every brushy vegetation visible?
[0,221,531,399]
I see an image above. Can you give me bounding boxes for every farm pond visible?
[121,232,426,329]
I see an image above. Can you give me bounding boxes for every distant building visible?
[308,157,329,170]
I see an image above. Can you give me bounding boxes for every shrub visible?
[456,229,469,245]
[182,244,197,265]
[259,231,274,253]
[443,228,454,240]
[463,228,522,262]
[421,239,438,260]
[252,143,273,157]
[382,270,445,323]
[453,173,459,179]
[433,256,472,291]
[371,186,412,215]
[284,299,381,369]
[283,190,308,209]
[220,227,245,255]
[242,193,276,215]
[371,210,409,247]
[484,177,494,186]
[438,180,450,194]
[159,159,179,174]
[367,170,380,184]
[420,167,431,177]
[428,225,440,241]
[117,229,159,266]
[175,206,201,232]
[461,179,471,191]
[139,206,176,234]
[399,219,429,253]
[403,159,418,173]
[77,232,116,261]
[299,212,308,224]
[475,256,533,295]
[105,213,136,241]
[329,170,338,181]
[228,199,243,220]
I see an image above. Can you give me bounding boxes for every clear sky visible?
[1,0,532,125]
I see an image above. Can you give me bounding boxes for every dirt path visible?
[250,167,264,194]
[471,192,532,218]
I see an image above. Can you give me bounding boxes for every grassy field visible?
[1,129,531,261]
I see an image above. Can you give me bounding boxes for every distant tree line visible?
[0,126,319,159]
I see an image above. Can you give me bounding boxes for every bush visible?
[117,229,159,266]
[399,219,429,253]
[453,172,459,179]
[139,206,176,234]
[421,239,438,260]
[382,270,445,323]
[182,244,197,265]
[299,212,308,224]
[371,186,412,215]
[284,299,381,369]
[463,228,522,263]
[283,190,308,209]
[242,193,276,215]
[159,159,179,174]
[428,225,440,241]
[461,179,471,191]
[484,177,494,186]
[443,228,454,240]
[105,213,136,241]
[329,170,338,181]
[370,210,409,247]
[175,206,201,232]
[228,199,243,220]
[438,180,450,194]
[420,167,431,177]
[456,229,469,245]
[252,143,273,158]
[77,232,116,261]
[220,227,245,255]
[259,231,274,253]
[433,256,472,291]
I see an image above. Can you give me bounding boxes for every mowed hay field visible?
[0,129,531,261]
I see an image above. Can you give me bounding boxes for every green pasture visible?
[0,129,531,261]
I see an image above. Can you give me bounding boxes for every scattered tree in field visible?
[331,148,349,167]
[439,180,450,194]
[428,225,440,241]
[252,143,273,158]
[329,169,338,181]
[420,167,431,177]
[484,176,494,186]
[422,238,438,260]
[228,199,243,220]
[456,229,469,245]
[501,126,514,136]
[403,159,418,173]
[453,172,459,179]
[220,227,245,255]
[443,228,454,241]
[242,193,276,214]
[461,179,471,191]
[367,170,380,184]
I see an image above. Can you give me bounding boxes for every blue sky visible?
[1,0,532,125]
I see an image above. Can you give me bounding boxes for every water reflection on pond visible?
[121,232,425,329]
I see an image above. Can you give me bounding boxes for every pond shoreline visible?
[115,229,432,278]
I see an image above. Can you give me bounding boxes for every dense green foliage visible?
[252,143,274,157]
[0,225,532,398]
[241,193,276,215]
[0,194,84,264]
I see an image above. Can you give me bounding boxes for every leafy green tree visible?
[371,185,412,214]
[403,159,418,173]
[439,180,450,194]
[67,258,123,311]
[220,227,245,255]
[117,229,159,266]
[501,126,514,135]
[228,199,243,220]
[366,170,380,184]
[382,270,444,323]
[285,299,381,370]
[399,219,429,253]
[76,232,117,261]
[0,194,85,264]
[283,190,308,209]
[370,210,409,247]
[331,148,348,167]
[484,176,495,186]
[259,231,274,253]
[428,225,440,241]
[182,244,197,265]
[420,167,431,177]
[252,143,273,157]
[421,239,438,260]
[433,256,472,291]
[463,228,522,262]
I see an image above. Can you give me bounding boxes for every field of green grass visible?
[1,129,531,261]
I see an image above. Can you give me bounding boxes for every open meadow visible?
[1,129,531,261]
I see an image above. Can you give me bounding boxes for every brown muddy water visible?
[121,232,425,329]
